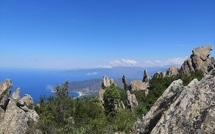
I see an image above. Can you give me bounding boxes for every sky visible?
[0,0,215,69]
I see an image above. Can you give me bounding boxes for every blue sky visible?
[0,0,215,69]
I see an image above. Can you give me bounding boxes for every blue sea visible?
[0,67,165,103]
[0,68,101,103]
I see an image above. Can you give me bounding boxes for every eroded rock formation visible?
[166,66,180,77]
[0,80,39,134]
[133,69,215,134]
[126,90,138,110]
[181,45,215,75]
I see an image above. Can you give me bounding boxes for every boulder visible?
[0,79,13,109]
[18,94,34,109]
[192,45,212,61]
[181,45,215,75]
[166,66,179,77]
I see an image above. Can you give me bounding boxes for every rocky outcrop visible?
[122,75,128,90]
[133,69,215,134]
[0,79,13,110]
[130,80,149,96]
[133,79,184,133]
[126,90,138,110]
[99,75,116,105]
[166,66,179,77]
[102,75,111,89]
[151,70,215,133]
[0,80,39,134]
[181,45,215,75]
[143,70,150,82]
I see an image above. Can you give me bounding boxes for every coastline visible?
[76,91,87,97]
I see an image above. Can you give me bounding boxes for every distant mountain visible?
[65,66,168,80]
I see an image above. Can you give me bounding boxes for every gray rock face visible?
[0,79,13,109]
[166,66,179,77]
[136,79,184,133]
[0,79,39,134]
[133,69,215,134]
[151,70,215,134]
[126,90,138,110]
[181,45,215,75]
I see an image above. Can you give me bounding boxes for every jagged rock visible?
[18,94,34,109]
[151,69,215,134]
[0,98,39,134]
[181,45,215,75]
[102,75,111,89]
[12,88,21,100]
[193,45,212,60]
[143,70,150,82]
[0,79,13,109]
[166,66,179,77]
[0,79,39,134]
[126,90,138,110]
[0,99,29,134]
[122,75,128,90]
[135,79,184,133]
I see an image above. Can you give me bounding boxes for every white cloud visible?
[97,57,187,68]
[86,72,98,76]
[110,59,139,66]
[97,65,112,68]
[142,57,187,67]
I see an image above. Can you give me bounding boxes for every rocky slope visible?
[0,79,39,134]
[133,68,215,134]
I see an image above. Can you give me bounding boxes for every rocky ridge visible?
[132,45,215,134]
[0,79,39,134]
[165,45,215,77]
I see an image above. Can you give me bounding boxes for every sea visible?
[0,67,166,103]
[0,68,101,103]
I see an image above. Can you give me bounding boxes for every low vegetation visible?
[32,70,204,133]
